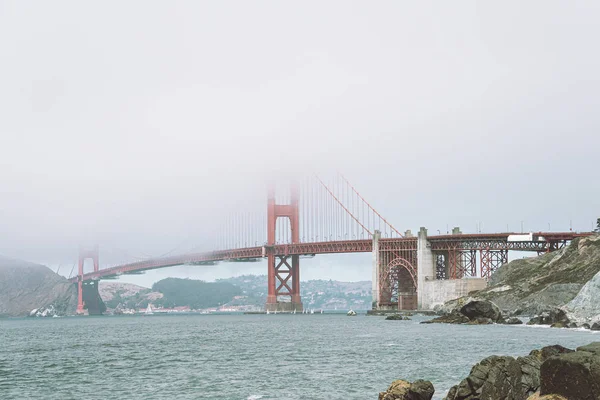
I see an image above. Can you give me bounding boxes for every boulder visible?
[527,393,567,400]
[378,379,434,400]
[529,345,574,361]
[446,345,574,400]
[409,380,435,400]
[420,311,469,324]
[459,300,504,323]
[539,342,600,399]
[445,355,524,400]
[504,317,524,325]
[527,308,570,326]
[582,323,591,329]
[386,314,410,321]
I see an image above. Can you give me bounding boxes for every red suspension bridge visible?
[69,174,592,314]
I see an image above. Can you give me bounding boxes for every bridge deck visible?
[71,232,592,282]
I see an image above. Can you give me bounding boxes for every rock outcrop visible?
[445,345,573,400]
[385,314,411,321]
[539,342,600,399]
[379,379,434,400]
[379,343,600,400]
[454,235,600,316]
[504,317,524,325]
[0,256,78,317]
[527,308,570,326]
[422,299,504,325]
[460,300,504,322]
[565,265,600,325]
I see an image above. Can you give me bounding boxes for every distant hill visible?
[0,256,78,317]
[99,282,156,309]
[151,278,242,309]
[101,275,372,311]
[218,275,372,310]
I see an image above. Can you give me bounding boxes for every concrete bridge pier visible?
[371,230,381,309]
[80,280,106,315]
[417,227,435,309]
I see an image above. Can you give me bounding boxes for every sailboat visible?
[266,309,270,315]
[293,309,296,314]
[145,304,154,315]
[310,309,314,314]
[320,309,323,314]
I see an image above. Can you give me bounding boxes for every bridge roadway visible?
[71,232,590,282]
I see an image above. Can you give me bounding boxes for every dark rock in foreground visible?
[378,379,434,400]
[444,345,572,400]
[378,343,600,400]
[540,342,600,399]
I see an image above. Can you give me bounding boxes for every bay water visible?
[1,314,598,399]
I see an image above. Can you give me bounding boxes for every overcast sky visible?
[1,1,598,285]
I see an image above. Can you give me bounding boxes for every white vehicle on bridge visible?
[507,233,534,242]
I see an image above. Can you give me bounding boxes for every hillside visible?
[0,256,78,317]
[460,235,600,315]
[219,275,371,310]
[101,276,372,311]
[99,282,157,309]
[151,278,242,309]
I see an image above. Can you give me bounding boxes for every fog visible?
[1,1,598,285]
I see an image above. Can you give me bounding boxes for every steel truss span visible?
[71,233,590,283]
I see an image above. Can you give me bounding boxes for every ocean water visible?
[1,314,598,400]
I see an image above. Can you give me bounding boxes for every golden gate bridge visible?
[68,173,592,315]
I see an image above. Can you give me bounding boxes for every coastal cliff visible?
[438,235,600,317]
[0,256,78,317]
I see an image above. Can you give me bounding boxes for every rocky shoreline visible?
[379,342,600,400]
[423,296,600,332]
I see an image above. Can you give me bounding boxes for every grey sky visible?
[1,1,598,286]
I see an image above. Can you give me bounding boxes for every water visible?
[1,314,598,400]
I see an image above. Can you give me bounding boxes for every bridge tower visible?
[76,246,100,315]
[266,182,303,312]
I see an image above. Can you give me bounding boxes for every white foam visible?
[247,396,264,400]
